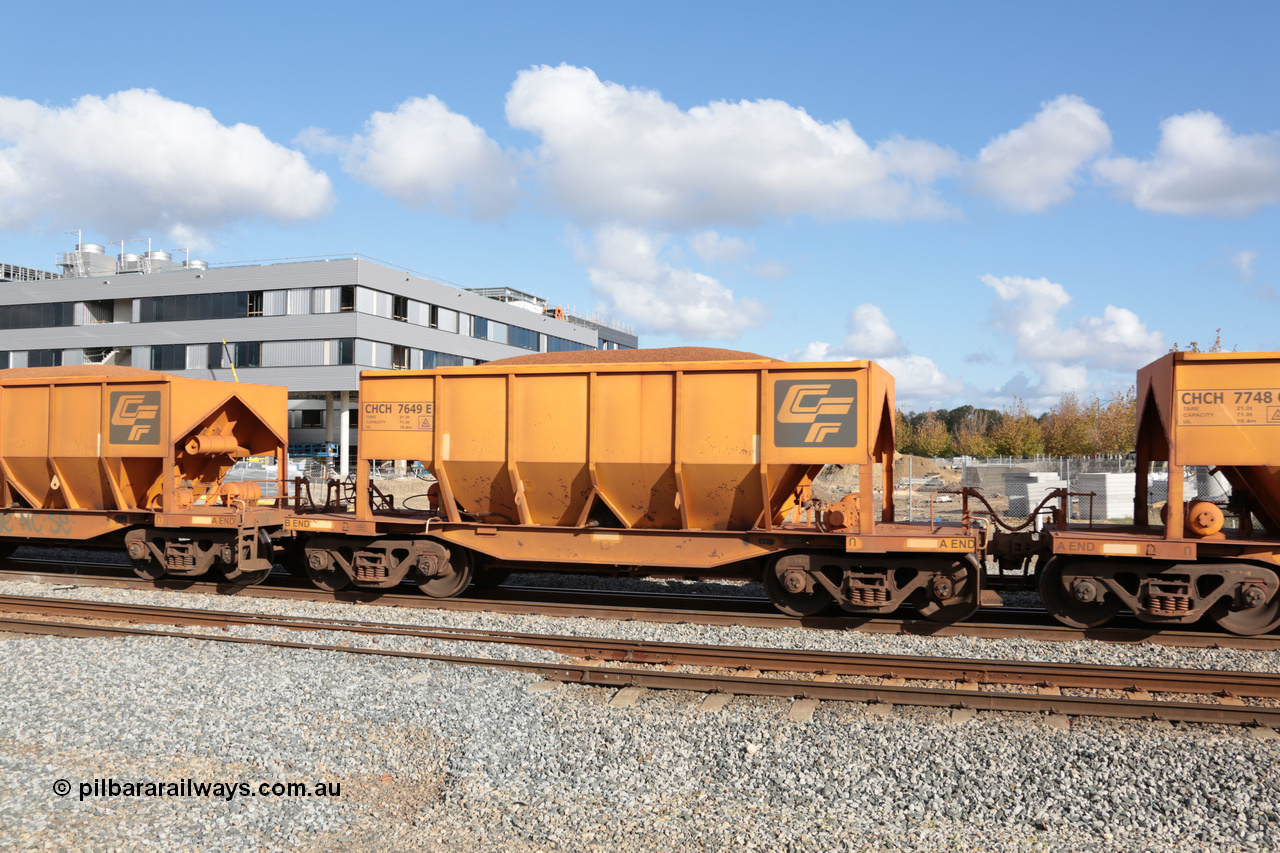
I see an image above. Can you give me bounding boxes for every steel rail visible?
[3,566,1279,651]
[3,593,1280,700]
[0,612,1276,728]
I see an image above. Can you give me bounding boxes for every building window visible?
[151,344,187,371]
[0,352,8,369]
[340,286,355,312]
[208,342,226,369]
[508,326,538,351]
[392,345,410,370]
[289,409,325,430]
[29,349,62,367]
[138,291,269,323]
[547,335,592,352]
[393,295,408,322]
[233,342,261,368]
[422,350,466,369]
[472,316,488,340]
[337,338,355,365]
[0,302,76,330]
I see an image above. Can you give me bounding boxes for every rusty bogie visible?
[1040,556,1280,633]
[765,551,980,622]
[123,524,276,583]
[302,536,468,591]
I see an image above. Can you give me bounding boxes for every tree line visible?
[895,389,1138,458]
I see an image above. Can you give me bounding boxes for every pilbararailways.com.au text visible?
[52,778,341,802]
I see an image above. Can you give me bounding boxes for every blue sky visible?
[2,1,1277,411]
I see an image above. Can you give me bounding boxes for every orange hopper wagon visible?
[292,348,987,619]
[0,366,289,583]
[1039,351,1280,634]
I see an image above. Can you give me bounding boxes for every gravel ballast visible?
[1,572,1278,851]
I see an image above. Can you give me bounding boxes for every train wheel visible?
[126,536,165,580]
[763,555,831,617]
[417,543,474,598]
[305,548,352,592]
[1210,576,1280,636]
[130,556,165,580]
[915,559,980,623]
[1039,558,1120,629]
[222,564,273,586]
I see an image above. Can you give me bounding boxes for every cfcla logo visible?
[109,392,162,444]
[774,379,858,448]
[777,383,854,443]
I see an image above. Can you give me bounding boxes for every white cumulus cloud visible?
[982,273,1164,403]
[574,225,766,340]
[0,89,333,242]
[506,64,960,227]
[688,230,751,264]
[969,95,1111,212]
[844,303,907,358]
[303,96,522,220]
[1094,111,1280,216]
[794,304,957,406]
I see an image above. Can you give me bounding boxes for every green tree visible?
[913,410,953,458]
[1041,392,1095,456]
[1089,387,1137,454]
[990,398,1044,457]
[955,411,995,458]
[894,409,916,455]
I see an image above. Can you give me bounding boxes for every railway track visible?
[1,592,1278,728]
[3,559,1279,651]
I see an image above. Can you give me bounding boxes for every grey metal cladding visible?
[262,339,326,368]
[407,300,428,326]
[312,287,340,313]
[263,290,288,316]
[287,288,311,314]
[355,339,374,366]
[175,364,362,393]
[186,344,208,370]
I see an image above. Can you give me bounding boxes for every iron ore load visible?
[2,349,1280,636]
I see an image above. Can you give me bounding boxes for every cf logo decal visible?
[774,379,858,448]
[109,392,162,445]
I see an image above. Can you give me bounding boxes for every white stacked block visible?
[1004,472,1068,517]
[1076,472,1136,521]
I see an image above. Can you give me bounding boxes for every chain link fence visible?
[842,455,1233,528]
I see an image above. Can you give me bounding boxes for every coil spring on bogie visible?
[354,554,389,582]
[165,552,196,568]
[1148,594,1191,614]
[849,587,889,604]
